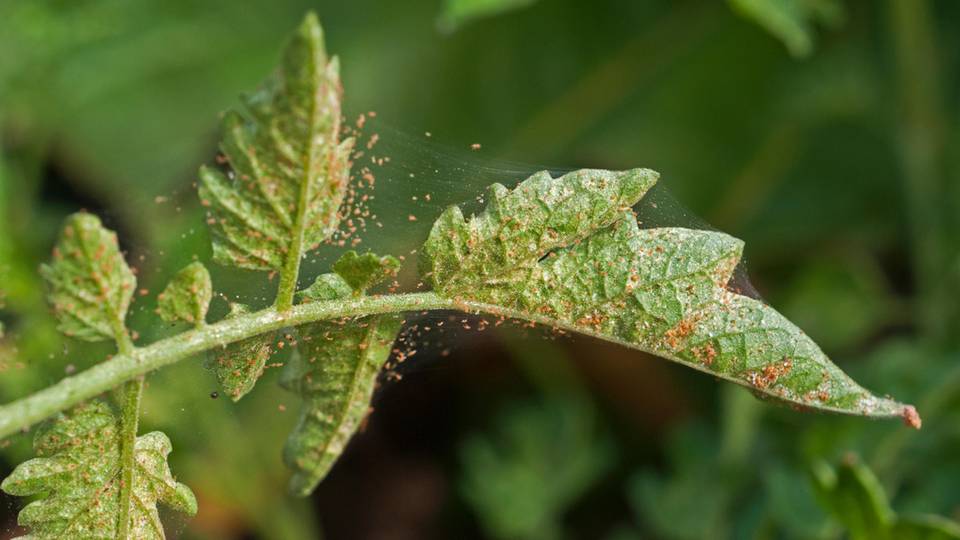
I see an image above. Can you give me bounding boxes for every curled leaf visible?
[198,12,352,272]
[207,303,275,402]
[283,252,403,495]
[422,168,916,423]
[1,402,196,539]
[282,313,402,496]
[40,212,135,342]
[157,261,212,326]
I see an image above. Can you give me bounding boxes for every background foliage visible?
[1,0,958,538]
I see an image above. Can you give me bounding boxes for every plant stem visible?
[111,324,140,540]
[115,376,143,539]
[888,0,949,342]
[0,292,453,440]
[0,289,917,441]
[275,21,325,313]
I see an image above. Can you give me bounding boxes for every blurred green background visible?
[1,0,958,538]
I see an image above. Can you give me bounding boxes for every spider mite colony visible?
[0,12,917,539]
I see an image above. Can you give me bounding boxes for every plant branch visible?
[0,292,453,441]
[0,286,917,443]
[115,376,143,539]
[110,315,141,540]
[888,0,949,342]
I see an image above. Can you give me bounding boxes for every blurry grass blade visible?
[728,0,844,57]
[438,0,538,32]
[40,212,135,342]
[422,168,918,423]
[812,457,960,540]
[0,402,196,539]
[460,397,613,540]
[198,12,352,272]
[892,515,960,540]
[811,457,894,539]
[157,262,212,326]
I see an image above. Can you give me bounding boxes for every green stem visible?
[888,0,948,341]
[0,292,452,440]
[0,289,915,442]
[110,322,140,540]
[275,25,325,313]
[115,376,143,539]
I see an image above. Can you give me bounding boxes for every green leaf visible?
[209,334,276,402]
[282,314,402,496]
[40,212,136,342]
[728,0,844,58]
[892,515,960,540]
[1,402,196,539]
[282,255,403,496]
[422,168,658,295]
[297,272,354,302]
[460,397,613,540]
[207,303,275,402]
[811,458,960,540]
[198,12,352,272]
[422,168,917,422]
[438,0,538,32]
[812,458,894,540]
[331,250,401,293]
[156,262,212,326]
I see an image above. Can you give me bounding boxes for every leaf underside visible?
[283,313,401,496]
[332,250,401,293]
[157,261,212,326]
[40,212,136,342]
[198,13,352,271]
[207,303,276,402]
[282,259,402,496]
[0,402,196,539]
[422,168,916,423]
[210,334,276,402]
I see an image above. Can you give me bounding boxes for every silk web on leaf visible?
[0,15,920,525]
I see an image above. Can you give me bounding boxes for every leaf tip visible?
[901,405,922,429]
[0,471,17,495]
[287,473,316,498]
[620,167,660,202]
[296,11,325,54]
[177,483,199,516]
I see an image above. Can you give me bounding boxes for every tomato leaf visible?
[157,262,212,326]
[1,402,196,539]
[422,168,917,423]
[40,213,135,342]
